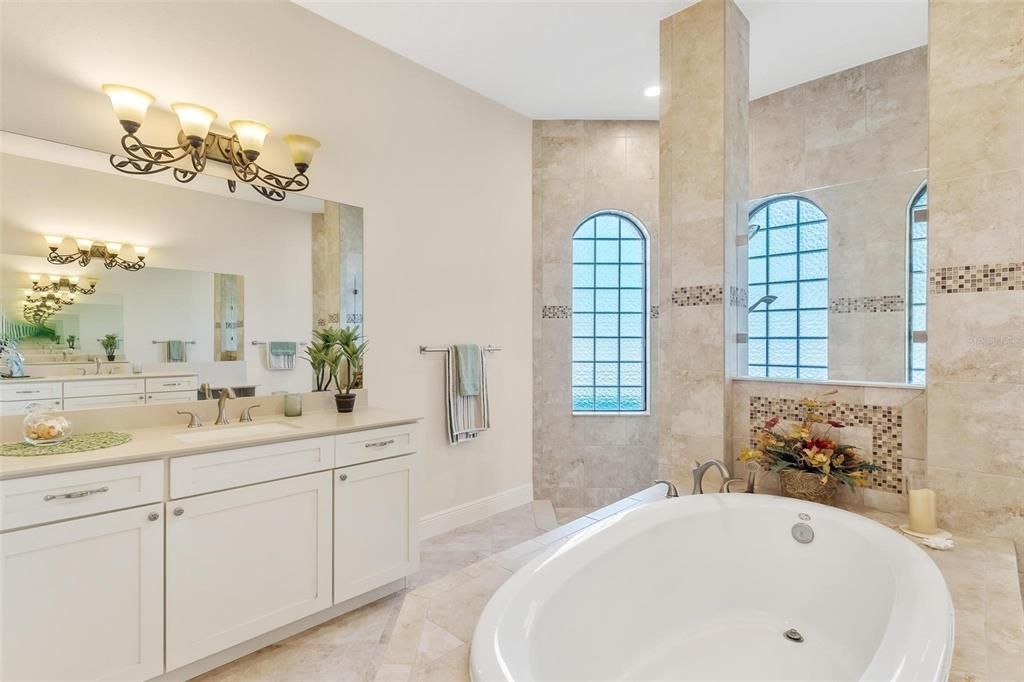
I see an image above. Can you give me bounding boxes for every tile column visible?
[926,0,1024,593]
[657,0,749,483]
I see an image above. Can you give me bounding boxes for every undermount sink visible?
[174,421,304,444]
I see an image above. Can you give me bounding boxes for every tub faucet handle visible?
[653,480,678,498]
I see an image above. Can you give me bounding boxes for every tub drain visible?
[783,628,804,643]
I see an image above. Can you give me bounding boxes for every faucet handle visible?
[176,410,202,428]
[239,404,261,423]
[720,477,746,493]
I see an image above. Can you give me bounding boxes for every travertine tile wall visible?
[311,201,342,328]
[658,0,749,482]
[926,0,1024,589]
[749,47,928,382]
[532,120,660,509]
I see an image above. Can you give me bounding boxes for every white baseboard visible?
[420,483,533,539]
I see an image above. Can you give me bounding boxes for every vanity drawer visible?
[335,424,418,468]
[64,394,146,411]
[64,377,147,398]
[170,436,335,498]
[146,390,195,405]
[146,375,198,394]
[0,460,163,531]
[0,398,62,417]
[0,382,62,402]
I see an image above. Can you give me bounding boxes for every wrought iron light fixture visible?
[23,291,76,324]
[30,274,97,295]
[44,235,149,271]
[102,84,321,202]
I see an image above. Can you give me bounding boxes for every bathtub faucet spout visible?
[653,480,678,498]
[691,459,737,494]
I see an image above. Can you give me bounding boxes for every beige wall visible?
[926,0,1024,591]
[658,0,749,484]
[0,1,533,519]
[532,120,659,512]
[749,47,928,382]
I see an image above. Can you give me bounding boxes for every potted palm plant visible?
[333,326,367,413]
[303,327,342,392]
[100,334,119,361]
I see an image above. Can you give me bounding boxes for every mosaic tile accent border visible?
[316,313,341,327]
[650,305,660,319]
[729,286,748,308]
[749,396,903,494]
[345,313,363,324]
[830,295,905,313]
[671,285,724,307]
[929,262,1023,294]
[541,305,571,319]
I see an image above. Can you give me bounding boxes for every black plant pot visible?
[335,393,357,413]
[105,354,116,362]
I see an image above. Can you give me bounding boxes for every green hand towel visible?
[167,340,186,362]
[269,341,297,357]
[454,344,481,397]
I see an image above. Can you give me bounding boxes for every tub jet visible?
[784,628,805,643]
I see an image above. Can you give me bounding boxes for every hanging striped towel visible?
[445,345,490,444]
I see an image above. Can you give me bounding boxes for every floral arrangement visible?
[739,391,880,490]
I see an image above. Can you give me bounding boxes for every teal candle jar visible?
[284,393,302,417]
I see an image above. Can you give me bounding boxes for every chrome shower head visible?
[748,294,777,313]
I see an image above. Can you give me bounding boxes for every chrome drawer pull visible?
[364,439,395,448]
[164,382,181,387]
[44,486,110,501]
[15,389,40,394]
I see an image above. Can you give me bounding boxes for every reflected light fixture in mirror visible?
[44,235,149,271]
[30,273,97,295]
[101,83,321,203]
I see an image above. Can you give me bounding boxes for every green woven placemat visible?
[0,432,133,457]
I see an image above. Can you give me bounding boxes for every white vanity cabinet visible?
[165,471,334,669]
[0,381,62,416]
[334,453,419,603]
[145,375,199,406]
[0,503,165,682]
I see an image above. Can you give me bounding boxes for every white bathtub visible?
[471,494,954,682]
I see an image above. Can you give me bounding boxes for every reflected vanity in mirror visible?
[0,131,364,412]
[740,46,927,386]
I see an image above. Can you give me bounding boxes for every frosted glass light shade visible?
[28,274,41,283]
[101,84,155,133]
[284,134,320,173]
[133,245,150,258]
[171,102,217,145]
[229,119,270,161]
[105,241,122,255]
[44,235,65,248]
[75,238,93,251]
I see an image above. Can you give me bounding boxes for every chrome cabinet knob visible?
[173,507,184,516]
[148,512,160,521]
[338,473,348,481]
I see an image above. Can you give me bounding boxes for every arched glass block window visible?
[571,211,648,412]
[747,197,829,380]
[908,185,927,384]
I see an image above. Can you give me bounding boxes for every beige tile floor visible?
[196,491,1023,682]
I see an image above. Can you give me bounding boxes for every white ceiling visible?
[296,0,927,120]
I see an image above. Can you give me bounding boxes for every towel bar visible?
[420,345,502,353]
[151,340,196,345]
[251,340,308,346]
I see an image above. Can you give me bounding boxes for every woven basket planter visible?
[779,469,838,506]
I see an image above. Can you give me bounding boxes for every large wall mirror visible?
[0,132,364,410]
[739,44,927,386]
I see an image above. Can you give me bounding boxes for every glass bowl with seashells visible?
[22,403,72,445]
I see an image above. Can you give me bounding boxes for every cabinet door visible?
[334,454,419,604]
[145,389,196,405]
[0,504,164,682]
[63,393,146,411]
[166,472,333,670]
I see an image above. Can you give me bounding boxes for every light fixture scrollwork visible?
[101,84,320,202]
[44,236,149,271]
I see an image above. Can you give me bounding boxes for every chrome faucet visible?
[239,404,260,423]
[653,480,679,498]
[93,356,101,375]
[215,387,237,425]
[691,459,745,494]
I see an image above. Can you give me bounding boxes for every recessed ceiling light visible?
[643,85,661,97]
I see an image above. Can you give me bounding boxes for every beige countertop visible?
[0,407,421,480]
[0,371,198,385]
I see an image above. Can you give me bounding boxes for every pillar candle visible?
[908,488,938,535]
